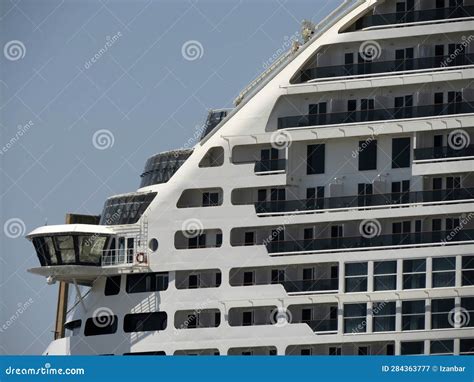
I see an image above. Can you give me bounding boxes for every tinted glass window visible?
[105,276,121,296]
[126,272,169,294]
[392,137,411,168]
[100,192,157,225]
[307,144,325,174]
[358,140,377,171]
[123,312,167,333]
[84,316,118,336]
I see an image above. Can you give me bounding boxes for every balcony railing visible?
[255,188,474,214]
[277,102,474,129]
[281,278,338,293]
[300,53,474,82]
[414,145,474,160]
[101,249,134,267]
[303,319,338,332]
[266,229,474,254]
[254,158,286,173]
[354,5,474,30]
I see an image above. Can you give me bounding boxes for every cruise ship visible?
[26,0,474,356]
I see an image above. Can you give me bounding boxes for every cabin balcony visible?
[299,53,474,82]
[413,128,474,175]
[254,188,474,215]
[229,262,339,294]
[349,4,474,31]
[277,102,474,129]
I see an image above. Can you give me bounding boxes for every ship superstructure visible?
[27,0,474,356]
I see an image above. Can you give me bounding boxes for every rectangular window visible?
[329,347,341,356]
[243,271,255,286]
[392,137,411,168]
[403,259,426,289]
[242,311,253,326]
[104,276,121,296]
[461,297,474,328]
[373,301,396,332]
[345,262,368,292]
[123,312,167,333]
[301,348,312,355]
[460,339,474,355]
[432,257,455,288]
[431,299,455,329]
[358,346,369,355]
[430,340,454,355]
[373,261,397,291]
[402,300,425,331]
[84,315,118,336]
[188,274,200,289]
[244,232,255,246]
[344,303,367,333]
[126,272,169,294]
[462,256,474,286]
[303,268,314,280]
[400,341,424,355]
[358,140,377,171]
[307,144,325,174]
[202,192,219,207]
[271,269,285,284]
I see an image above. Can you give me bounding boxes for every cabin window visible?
[84,315,118,336]
[123,312,167,333]
[104,276,121,296]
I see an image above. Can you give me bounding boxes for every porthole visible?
[149,238,159,252]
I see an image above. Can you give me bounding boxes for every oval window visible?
[149,238,159,252]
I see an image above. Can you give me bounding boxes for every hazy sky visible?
[0,0,337,354]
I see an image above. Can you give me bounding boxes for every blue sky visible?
[0,0,337,354]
